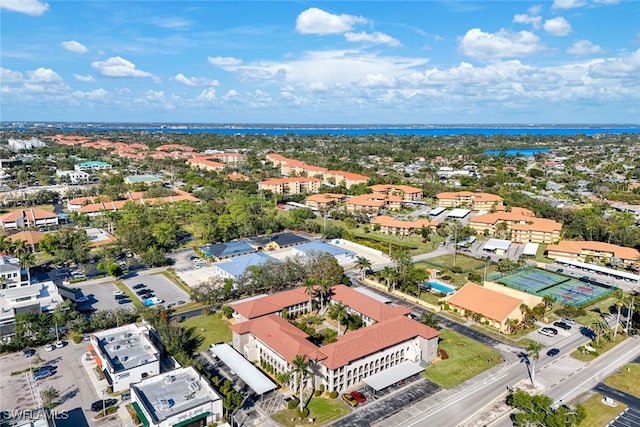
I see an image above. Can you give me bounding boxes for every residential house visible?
[55,169,91,184]
[74,161,111,171]
[7,231,46,252]
[0,256,27,288]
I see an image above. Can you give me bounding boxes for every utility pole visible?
[626,296,634,332]
[453,224,458,267]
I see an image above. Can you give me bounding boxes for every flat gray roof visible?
[133,366,221,423]
[484,238,512,251]
[447,208,470,218]
[94,324,159,372]
[364,361,423,391]
[210,343,277,395]
[522,242,539,256]
[556,257,640,281]
[352,287,391,304]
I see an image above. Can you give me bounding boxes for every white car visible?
[55,341,64,348]
[112,290,124,296]
[44,344,55,352]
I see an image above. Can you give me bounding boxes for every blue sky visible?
[1,1,639,124]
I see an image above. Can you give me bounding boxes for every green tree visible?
[612,289,627,337]
[421,311,440,330]
[41,386,59,409]
[526,341,542,387]
[591,317,611,346]
[303,278,316,313]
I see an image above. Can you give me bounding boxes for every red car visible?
[350,391,366,404]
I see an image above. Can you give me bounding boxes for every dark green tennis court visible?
[492,267,614,307]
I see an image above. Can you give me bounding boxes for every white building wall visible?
[111,362,160,392]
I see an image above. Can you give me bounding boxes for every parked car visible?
[547,348,560,357]
[341,393,358,407]
[23,348,36,358]
[136,289,152,296]
[118,298,131,304]
[562,318,576,325]
[538,327,558,337]
[115,294,127,300]
[90,399,118,412]
[112,290,124,296]
[132,283,146,290]
[555,268,564,273]
[44,344,55,352]
[553,321,571,331]
[350,391,366,404]
[55,341,64,348]
[33,369,55,381]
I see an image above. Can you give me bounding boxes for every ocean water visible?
[48,125,640,136]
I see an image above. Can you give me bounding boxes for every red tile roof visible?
[447,284,522,323]
[232,287,310,319]
[320,316,439,369]
[230,314,327,363]
[330,285,411,322]
[0,208,57,223]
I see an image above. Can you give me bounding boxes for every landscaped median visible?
[423,329,502,389]
[570,334,627,362]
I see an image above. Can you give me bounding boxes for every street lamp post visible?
[102,389,106,415]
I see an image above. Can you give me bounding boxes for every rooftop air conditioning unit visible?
[164,375,175,384]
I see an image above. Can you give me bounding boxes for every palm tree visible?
[18,249,36,284]
[613,289,627,337]
[591,317,611,346]
[303,279,316,313]
[355,256,372,279]
[541,295,554,311]
[421,312,440,330]
[318,280,332,311]
[292,354,310,413]
[381,266,395,289]
[526,341,543,386]
[506,318,520,335]
[329,302,349,335]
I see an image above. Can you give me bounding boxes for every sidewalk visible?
[80,351,130,426]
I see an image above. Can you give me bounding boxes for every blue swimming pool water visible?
[426,281,456,294]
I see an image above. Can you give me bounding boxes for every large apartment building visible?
[546,240,640,267]
[436,191,504,211]
[369,184,423,201]
[469,211,562,244]
[258,177,322,195]
[0,208,59,231]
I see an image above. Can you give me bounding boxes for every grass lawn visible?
[571,296,619,326]
[424,329,501,388]
[421,254,486,271]
[576,393,627,427]
[570,335,627,362]
[603,363,640,397]
[468,324,538,348]
[271,396,350,427]
[180,314,232,351]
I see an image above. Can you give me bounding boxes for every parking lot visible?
[75,281,135,312]
[0,340,99,420]
[122,272,190,307]
[527,322,574,346]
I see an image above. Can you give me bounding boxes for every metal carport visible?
[210,343,277,395]
[363,361,424,392]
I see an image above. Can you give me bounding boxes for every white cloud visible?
[73,88,108,100]
[544,17,572,36]
[0,0,49,16]
[295,7,369,35]
[588,48,640,79]
[197,88,216,102]
[173,73,219,87]
[513,13,542,29]
[459,28,544,59]
[145,90,165,102]
[74,74,95,82]
[552,0,586,9]
[344,31,401,47]
[27,67,62,83]
[148,17,191,29]
[91,56,154,78]
[222,89,239,100]
[208,56,243,67]
[61,40,88,53]
[567,40,603,55]
[0,67,24,83]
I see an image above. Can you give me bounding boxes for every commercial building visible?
[0,280,62,338]
[89,323,160,392]
[74,161,112,171]
[230,285,440,393]
[131,366,223,427]
[0,256,27,288]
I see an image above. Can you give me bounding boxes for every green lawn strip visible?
[570,335,627,362]
[575,393,627,427]
[172,301,205,313]
[114,280,143,308]
[271,396,350,427]
[180,314,232,352]
[571,296,619,326]
[603,363,640,397]
[424,329,501,388]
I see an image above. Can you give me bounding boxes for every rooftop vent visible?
[164,375,175,384]
[188,380,200,392]
[111,344,121,351]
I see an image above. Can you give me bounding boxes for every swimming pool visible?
[425,281,456,294]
